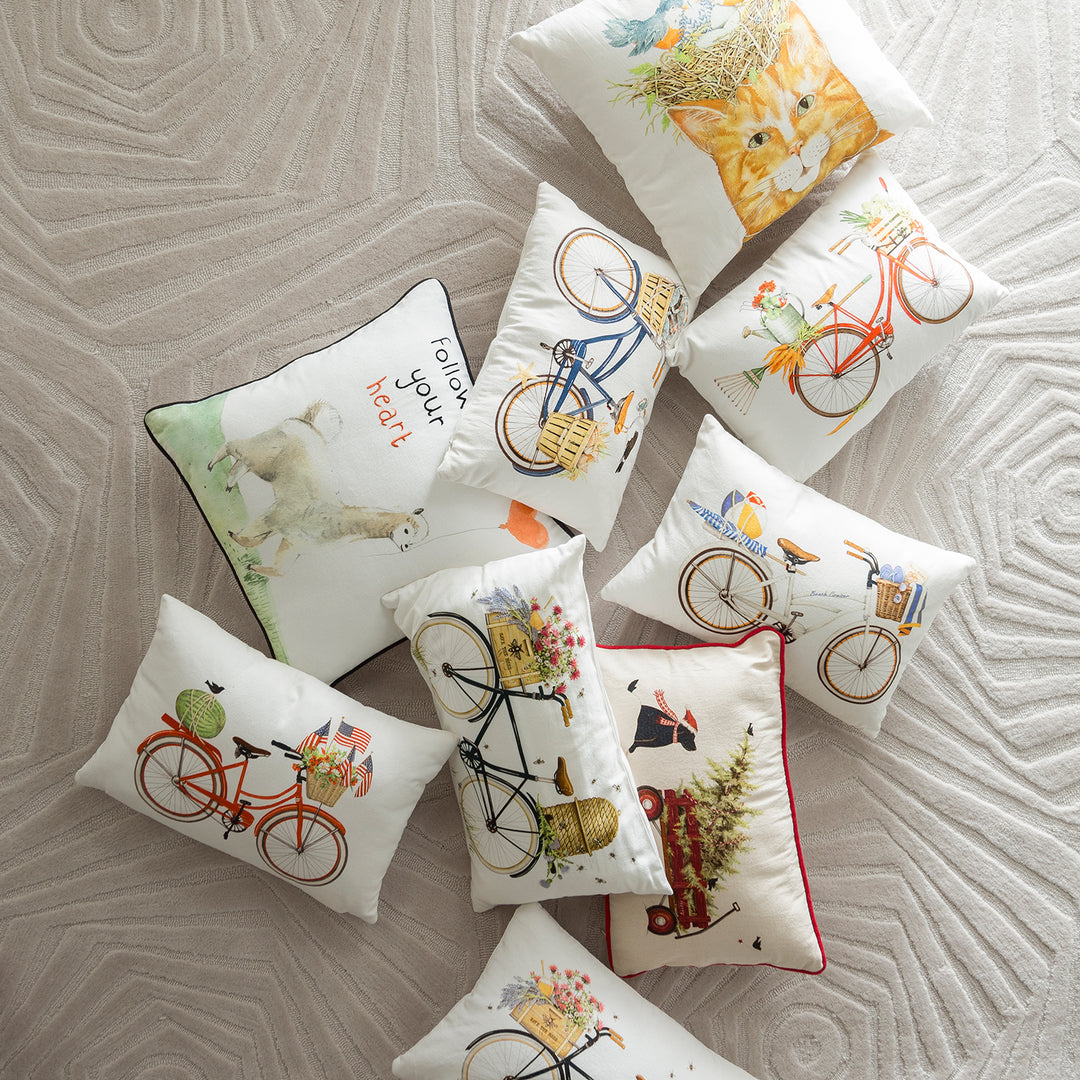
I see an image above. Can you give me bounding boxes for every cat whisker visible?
[728,177,775,213]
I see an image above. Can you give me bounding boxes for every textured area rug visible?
[2,1,1078,1078]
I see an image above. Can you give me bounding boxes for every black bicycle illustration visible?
[495,228,689,477]
[412,612,578,877]
[678,502,921,703]
[462,1024,638,1080]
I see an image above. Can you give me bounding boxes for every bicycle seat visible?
[777,537,820,567]
[233,736,271,759]
[812,284,837,308]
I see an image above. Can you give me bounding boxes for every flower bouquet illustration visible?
[411,588,619,881]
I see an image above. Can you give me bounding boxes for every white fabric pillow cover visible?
[393,902,761,1080]
[383,536,668,911]
[602,416,975,735]
[598,631,825,976]
[513,0,931,300]
[145,279,562,685]
[75,595,457,923]
[676,151,1008,480]
[437,183,691,550]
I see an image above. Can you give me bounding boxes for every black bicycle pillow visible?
[676,151,1006,481]
[145,279,562,685]
[382,535,668,911]
[602,417,975,735]
[436,183,691,551]
[75,595,456,922]
[393,902,760,1079]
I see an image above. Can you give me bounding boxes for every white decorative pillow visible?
[602,416,975,735]
[145,279,562,684]
[437,183,691,550]
[598,631,825,976]
[75,595,457,923]
[513,0,932,299]
[676,151,1008,480]
[393,902,761,1080]
[383,535,669,911]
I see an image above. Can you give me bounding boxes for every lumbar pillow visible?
[437,182,691,550]
[383,535,669,911]
[675,151,1007,480]
[602,416,975,735]
[75,595,458,923]
[145,278,562,684]
[512,0,932,299]
[393,902,761,1079]
[598,630,825,976]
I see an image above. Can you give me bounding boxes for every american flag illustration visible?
[333,721,371,753]
[348,751,374,798]
[296,720,330,753]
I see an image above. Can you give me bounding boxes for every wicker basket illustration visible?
[485,612,543,689]
[635,272,678,337]
[510,996,584,1057]
[875,579,912,622]
[541,797,619,857]
[305,772,349,807]
[537,413,600,473]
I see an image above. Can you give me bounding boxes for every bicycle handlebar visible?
[271,739,303,761]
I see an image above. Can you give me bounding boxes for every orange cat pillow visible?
[513,0,931,300]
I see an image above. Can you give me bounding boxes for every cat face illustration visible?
[668,3,881,238]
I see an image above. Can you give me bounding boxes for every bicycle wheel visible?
[459,776,541,876]
[495,376,589,476]
[794,326,880,418]
[817,624,901,703]
[554,228,639,321]
[135,736,223,822]
[255,806,347,885]
[678,548,772,636]
[413,615,498,720]
[895,238,974,323]
[462,1030,560,1080]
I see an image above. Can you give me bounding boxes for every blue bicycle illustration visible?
[495,229,689,477]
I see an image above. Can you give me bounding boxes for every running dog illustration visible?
[208,400,429,576]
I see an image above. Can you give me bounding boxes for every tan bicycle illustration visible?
[679,500,924,703]
[134,709,349,885]
[718,178,974,424]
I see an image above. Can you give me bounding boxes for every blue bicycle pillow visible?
[393,902,761,1080]
[382,536,668,911]
[75,595,457,922]
[602,417,975,736]
[436,183,692,551]
[145,279,563,685]
[675,152,1007,481]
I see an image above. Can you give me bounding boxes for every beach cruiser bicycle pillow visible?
[383,536,668,911]
[145,279,562,685]
[598,632,825,976]
[602,417,975,735]
[675,151,1007,480]
[75,595,457,923]
[513,0,931,300]
[437,183,691,550]
[393,902,762,1080]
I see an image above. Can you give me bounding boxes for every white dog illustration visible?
[208,400,429,577]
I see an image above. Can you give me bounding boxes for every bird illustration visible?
[604,1,744,57]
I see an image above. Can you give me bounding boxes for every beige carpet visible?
[2,1,1077,1077]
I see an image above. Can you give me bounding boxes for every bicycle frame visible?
[463,1026,625,1080]
[136,714,346,839]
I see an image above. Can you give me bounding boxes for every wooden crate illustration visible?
[537,413,600,473]
[660,789,712,933]
[510,996,584,1058]
[485,612,542,689]
[635,272,678,337]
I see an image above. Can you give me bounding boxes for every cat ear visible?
[668,101,732,156]
[777,3,822,68]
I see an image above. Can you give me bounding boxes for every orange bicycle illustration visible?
[719,179,975,423]
[134,712,349,885]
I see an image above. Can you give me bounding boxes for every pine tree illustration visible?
[676,732,761,915]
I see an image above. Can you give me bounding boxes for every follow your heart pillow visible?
[513,0,931,299]
[437,183,691,550]
[145,280,562,685]
[602,417,975,735]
